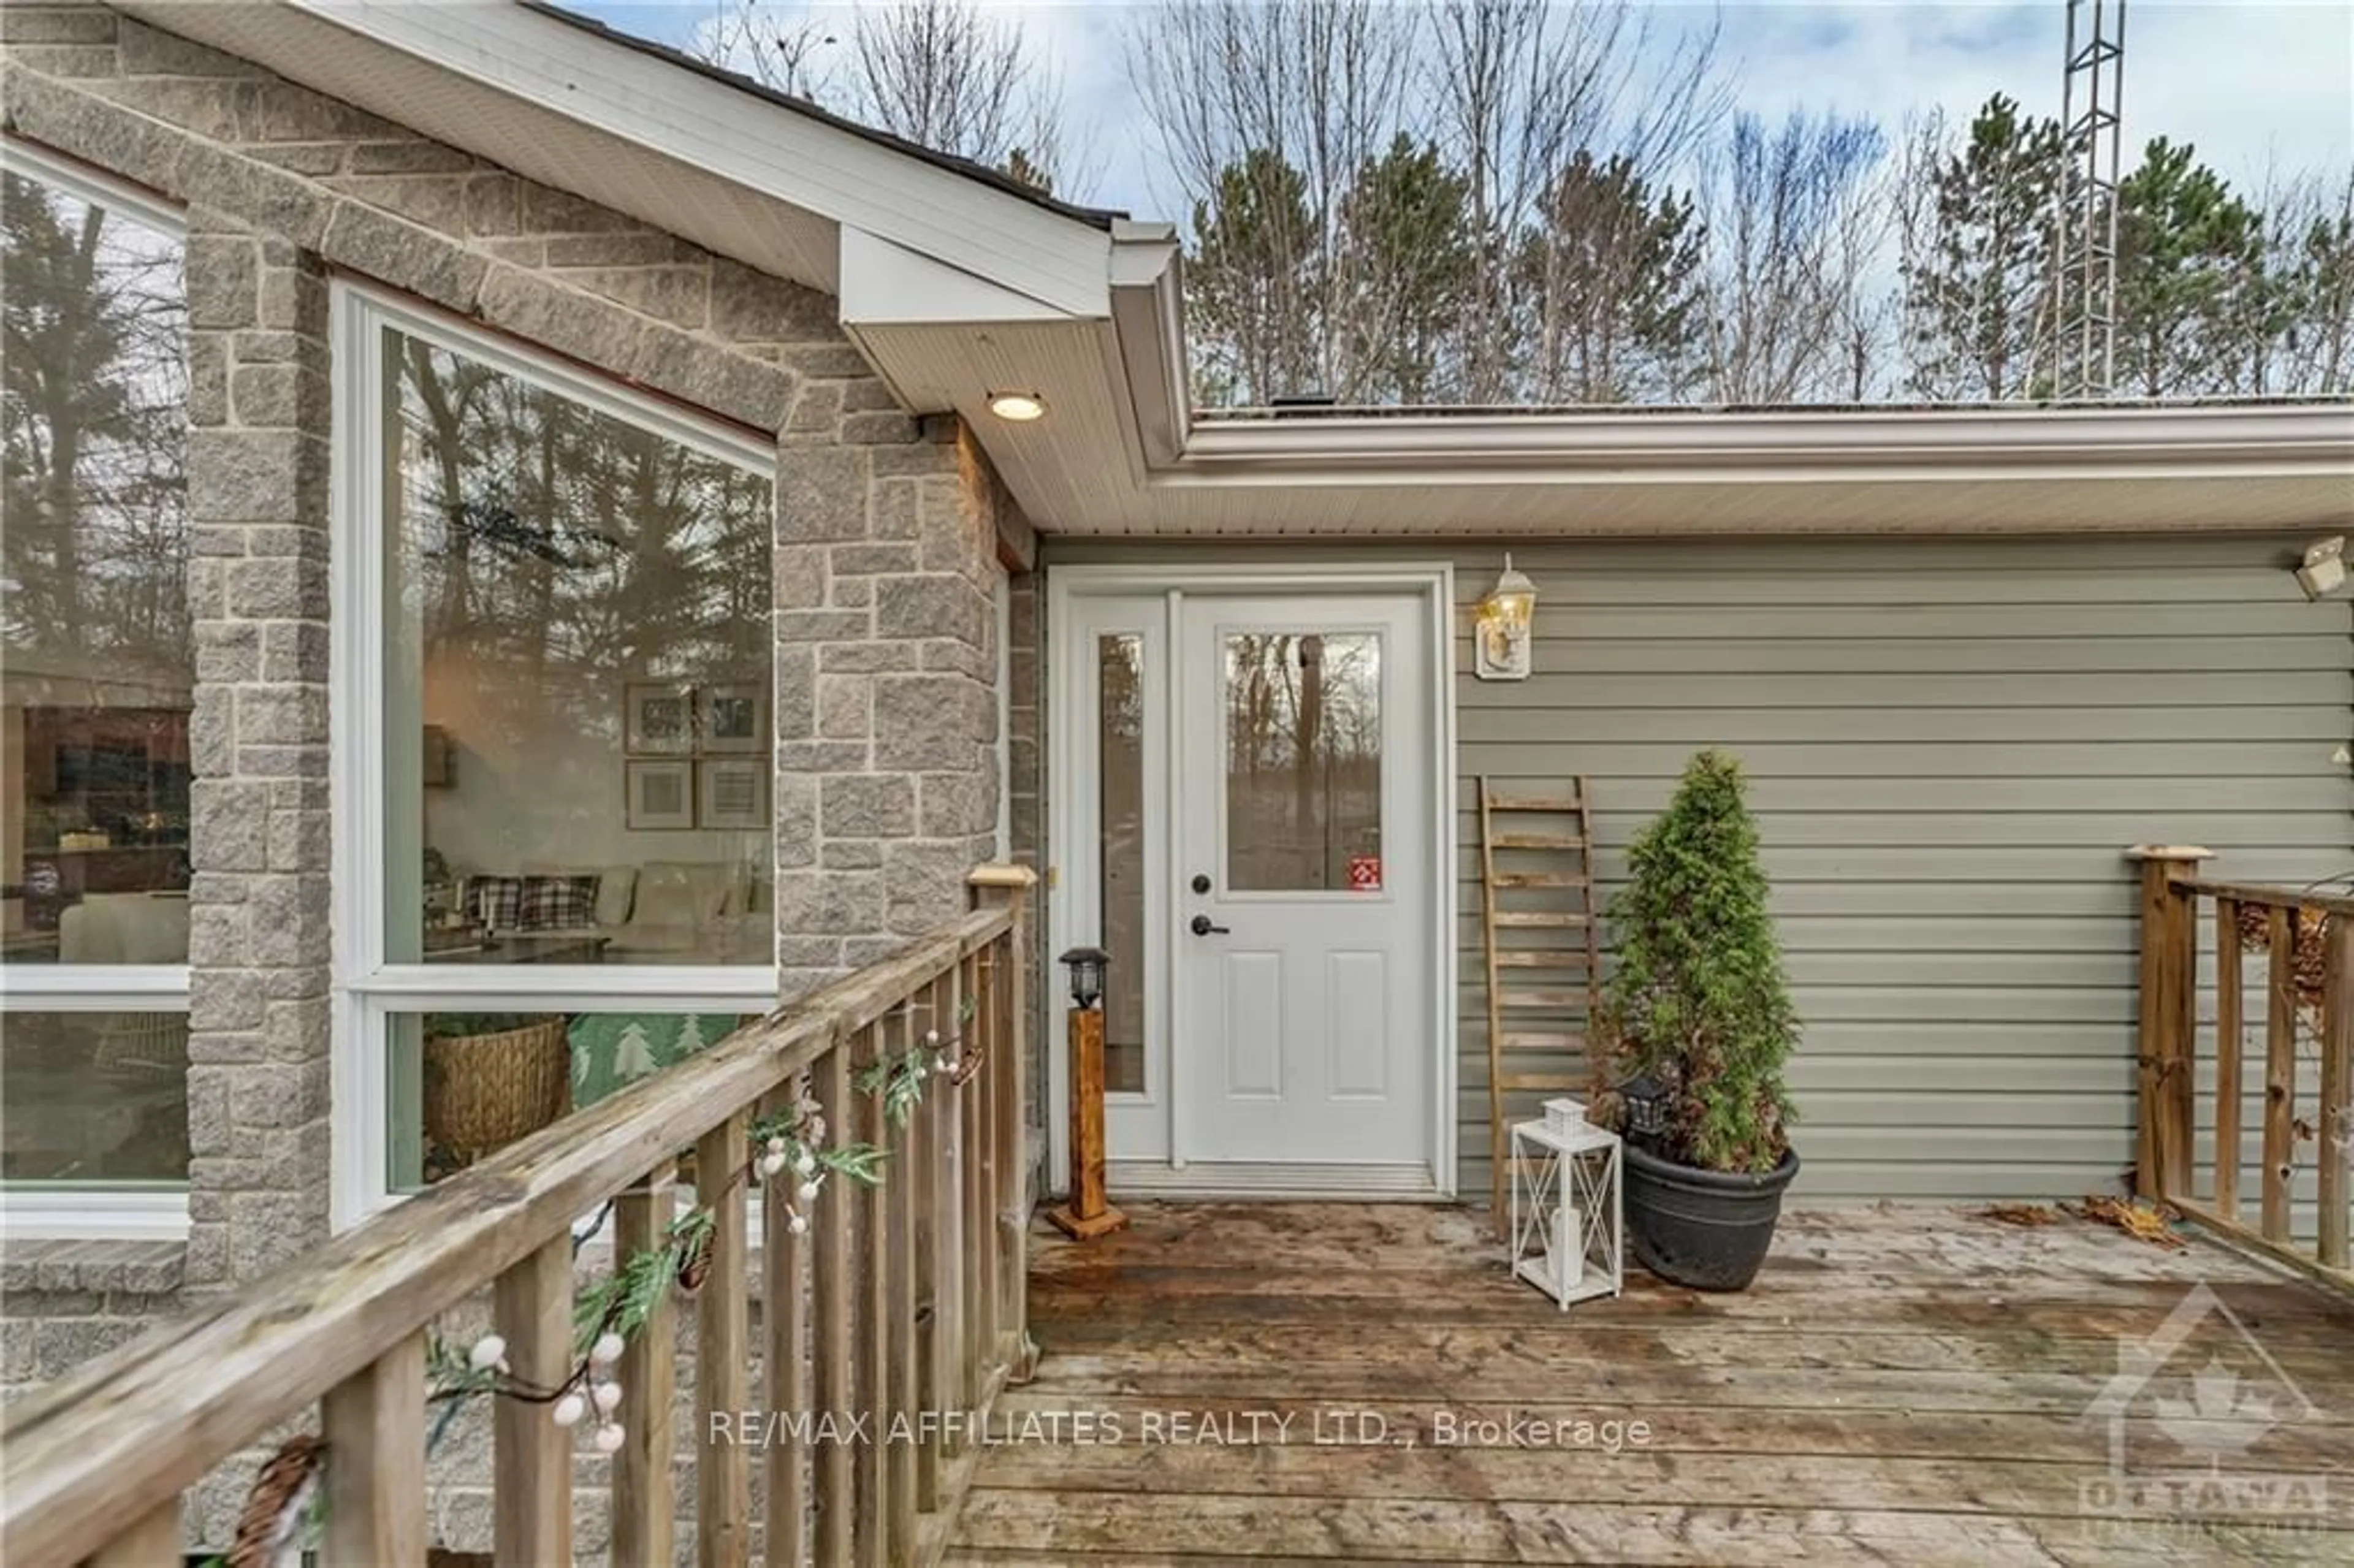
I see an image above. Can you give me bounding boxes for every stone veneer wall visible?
[2,3,1015,1550]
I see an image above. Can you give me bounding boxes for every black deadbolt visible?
[1190,873,1213,894]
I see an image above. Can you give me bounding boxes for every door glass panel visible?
[1223,632,1382,891]
[1097,634,1145,1093]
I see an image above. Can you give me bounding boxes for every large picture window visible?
[335,287,779,1209]
[0,143,192,1222]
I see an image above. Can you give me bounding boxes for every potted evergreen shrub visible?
[1599,750,1800,1291]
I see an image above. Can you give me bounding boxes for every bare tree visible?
[693,1,1075,191]
[1128,0,1421,402]
[1423,0,1724,401]
[1697,110,1890,404]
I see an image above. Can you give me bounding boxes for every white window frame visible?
[329,283,782,1227]
[0,138,194,1241]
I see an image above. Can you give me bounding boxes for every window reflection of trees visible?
[1098,634,1145,1090]
[1,172,190,695]
[1223,632,1382,891]
[392,335,772,744]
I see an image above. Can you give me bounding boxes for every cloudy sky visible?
[577,2,2353,218]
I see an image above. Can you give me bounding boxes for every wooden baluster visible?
[813,1036,855,1565]
[88,1499,180,1566]
[763,1086,809,1568]
[999,918,1034,1380]
[2263,906,2299,1243]
[2321,916,2352,1268]
[614,1167,676,1568]
[915,970,950,1510]
[322,1331,426,1565]
[969,945,997,1393]
[853,1022,888,1568]
[886,1002,920,1564]
[696,1114,751,1568]
[935,956,970,1467]
[2213,898,2244,1222]
[493,1237,573,1567]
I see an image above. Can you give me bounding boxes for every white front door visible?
[1172,594,1435,1182]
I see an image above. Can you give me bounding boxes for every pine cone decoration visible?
[230,1433,324,1568]
[2235,902,2330,1012]
[676,1230,713,1294]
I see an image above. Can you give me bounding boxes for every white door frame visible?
[1045,561,1457,1199]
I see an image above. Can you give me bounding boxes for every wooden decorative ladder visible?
[1478,777,1602,1225]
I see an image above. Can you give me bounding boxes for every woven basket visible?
[423,1017,569,1160]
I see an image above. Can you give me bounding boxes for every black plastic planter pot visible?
[1624,1143,1800,1292]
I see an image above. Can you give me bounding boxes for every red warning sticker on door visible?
[1347,855,1383,891]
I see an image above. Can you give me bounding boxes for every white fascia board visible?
[280,0,1112,317]
[1108,223,1190,471]
[1165,402,2354,481]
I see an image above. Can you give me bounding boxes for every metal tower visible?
[2051,0,2127,398]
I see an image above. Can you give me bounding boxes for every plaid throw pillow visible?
[464,875,524,932]
[517,875,600,932]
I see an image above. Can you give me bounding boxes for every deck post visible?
[969,866,1040,1382]
[2126,846,2212,1202]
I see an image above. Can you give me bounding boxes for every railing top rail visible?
[2173,877,2354,918]
[0,902,1014,1567]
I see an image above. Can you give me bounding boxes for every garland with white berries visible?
[213,1007,973,1567]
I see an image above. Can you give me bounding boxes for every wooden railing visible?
[2130,847,2350,1291]
[1,866,1037,1568]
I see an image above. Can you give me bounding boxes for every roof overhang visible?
[119,2,2354,540]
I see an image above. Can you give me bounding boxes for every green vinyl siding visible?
[1045,535,2354,1211]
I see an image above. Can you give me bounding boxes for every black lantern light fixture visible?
[1059,945,1109,1010]
[1620,1071,1670,1146]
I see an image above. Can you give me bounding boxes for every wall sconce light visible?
[2296,536,2347,600]
[1473,554,1537,681]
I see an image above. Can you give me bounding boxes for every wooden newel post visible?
[2126,845,2214,1203]
[1048,945,1127,1240]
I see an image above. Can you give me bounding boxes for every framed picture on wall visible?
[625,681,695,755]
[698,682,766,753]
[625,759,695,829]
[698,758,768,830]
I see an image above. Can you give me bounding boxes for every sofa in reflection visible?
[446,861,769,964]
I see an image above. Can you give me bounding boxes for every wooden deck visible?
[945,1203,2354,1566]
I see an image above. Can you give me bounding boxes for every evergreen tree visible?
[1335,135,1475,403]
[1518,150,1705,402]
[1186,149,1321,405]
[2116,138,2265,397]
[1601,750,1799,1175]
[1900,95,2064,400]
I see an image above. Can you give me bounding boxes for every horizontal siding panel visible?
[1456,741,2342,778]
[1476,635,2350,674]
[1479,604,2325,640]
[1458,706,2339,743]
[1457,671,2350,709]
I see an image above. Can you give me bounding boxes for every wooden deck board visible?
[952,1203,2354,1564]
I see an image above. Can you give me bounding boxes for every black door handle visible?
[1189,914,1230,937]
